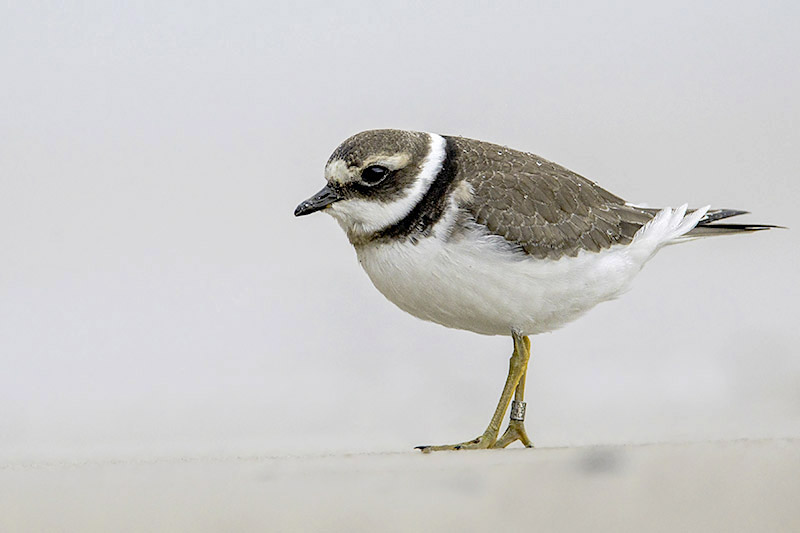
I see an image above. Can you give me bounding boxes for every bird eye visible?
[361,165,390,185]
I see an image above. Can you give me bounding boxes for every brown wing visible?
[451,136,655,259]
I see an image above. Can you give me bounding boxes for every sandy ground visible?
[2,439,798,532]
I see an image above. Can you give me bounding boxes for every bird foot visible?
[415,433,496,452]
[493,420,533,449]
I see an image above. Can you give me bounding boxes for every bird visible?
[294,129,776,451]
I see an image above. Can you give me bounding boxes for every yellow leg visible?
[493,365,534,447]
[417,331,532,452]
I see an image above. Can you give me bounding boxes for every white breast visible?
[354,205,707,336]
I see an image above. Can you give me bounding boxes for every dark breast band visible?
[371,136,460,243]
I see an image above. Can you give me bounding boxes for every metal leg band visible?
[509,400,526,422]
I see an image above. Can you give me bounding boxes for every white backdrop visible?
[1,1,798,461]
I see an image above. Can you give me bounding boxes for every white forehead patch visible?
[325,159,351,184]
[327,133,447,237]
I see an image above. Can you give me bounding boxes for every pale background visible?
[1,1,799,463]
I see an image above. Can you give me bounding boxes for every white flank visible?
[327,133,447,237]
[355,205,710,336]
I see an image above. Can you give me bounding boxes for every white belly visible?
[355,230,647,336]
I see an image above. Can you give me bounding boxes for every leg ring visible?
[509,400,526,422]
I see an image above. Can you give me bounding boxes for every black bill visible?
[294,185,342,216]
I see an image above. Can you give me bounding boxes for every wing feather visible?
[451,136,653,259]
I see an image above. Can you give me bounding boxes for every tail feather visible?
[626,204,780,264]
[637,207,752,225]
[686,208,782,237]
[698,208,750,224]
